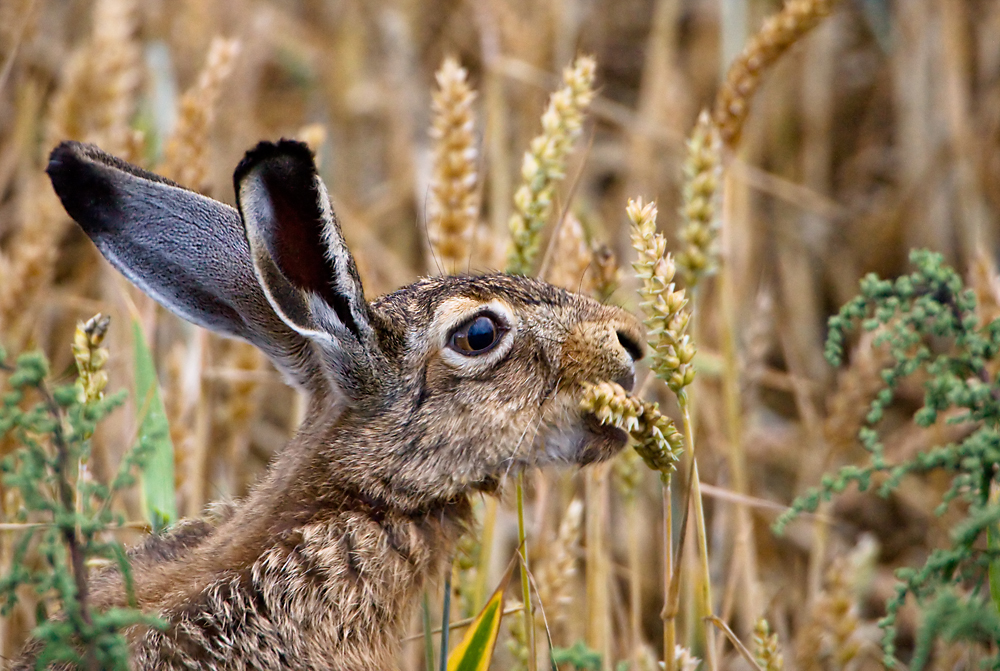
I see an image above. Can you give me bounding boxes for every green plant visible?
[776,250,1000,668]
[0,315,164,670]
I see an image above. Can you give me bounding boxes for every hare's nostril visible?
[616,331,643,362]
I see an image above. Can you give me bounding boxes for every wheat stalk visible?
[426,56,480,275]
[506,56,596,275]
[713,0,840,147]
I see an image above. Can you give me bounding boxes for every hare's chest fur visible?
[132,510,461,671]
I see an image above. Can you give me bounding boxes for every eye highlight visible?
[449,313,506,356]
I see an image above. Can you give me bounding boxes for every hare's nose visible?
[616,330,643,362]
[614,330,640,391]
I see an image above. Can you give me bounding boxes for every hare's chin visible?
[539,418,629,466]
[579,418,630,465]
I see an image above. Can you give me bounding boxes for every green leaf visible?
[132,320,176,532]
[446,557,515,671]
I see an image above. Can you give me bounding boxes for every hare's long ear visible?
[234,140,382,397]
[46,141,326,394]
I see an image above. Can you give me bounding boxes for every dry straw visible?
[426,57,480,275]
[0,0,141,343]
[216,340,264,497]
[45,0,142,156]
[713,0,840,147]
[544,212,594,294]
[539,498,584,628]
[506,56,596,275]
[161,36,241,191]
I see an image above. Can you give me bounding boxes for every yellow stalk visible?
[678,393,715,671]
[662,475,674,671]
[515,474,536,671]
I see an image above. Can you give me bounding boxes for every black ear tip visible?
[46,141,87,184]
[234,139,316,187]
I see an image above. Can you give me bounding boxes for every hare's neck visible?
[204,480,470,664]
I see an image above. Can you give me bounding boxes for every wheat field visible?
[2,0,1000,669]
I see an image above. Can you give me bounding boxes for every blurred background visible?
[1,0,1000,668]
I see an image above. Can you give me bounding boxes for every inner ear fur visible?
[233,140,383,396]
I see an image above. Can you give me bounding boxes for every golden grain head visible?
[713,0,839,146]
[752,618,784,671]
[579,380,683,473]
[628,198,696,393]
[72,313,111,404]
[427,56,479,274]
[545,212,594,294]
[161,36,241,190]
[676,111,722,288]
[506,55,597,275]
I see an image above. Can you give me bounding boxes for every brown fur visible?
[22,143,644,670]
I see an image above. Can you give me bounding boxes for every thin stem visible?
[662,475,675,671]
[516,473,537,671]
[679,394,716,671]
[718,169,762,628]
[628,495,641,671]
[440,562,453,671]
[422,593,435,671]
[37,380,92,630]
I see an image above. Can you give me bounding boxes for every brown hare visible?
[17,139,644,670]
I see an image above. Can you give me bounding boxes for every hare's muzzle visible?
[560,313,643,390]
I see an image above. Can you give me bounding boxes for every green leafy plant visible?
[775,250,1000,668]
[0,315,164,670]
[551,641,602,671]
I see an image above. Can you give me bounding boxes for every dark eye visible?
[450,314,505,355]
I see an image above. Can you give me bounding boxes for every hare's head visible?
[48,140,642,509]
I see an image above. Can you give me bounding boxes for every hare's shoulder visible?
[87,506,235,610]
[128,500,237,563]
[131,512,435,670]
[134,517,219,562]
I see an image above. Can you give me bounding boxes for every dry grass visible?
[2,0,1000,668]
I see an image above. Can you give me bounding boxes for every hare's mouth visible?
[538,414,629,466]
[579,415,630,464]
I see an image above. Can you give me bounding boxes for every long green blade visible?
[446,558,515,671]
[132,320,176,532]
